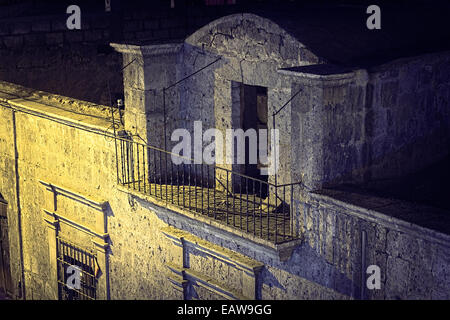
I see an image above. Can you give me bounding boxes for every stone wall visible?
[1,8,450,300]
[288,51,450,191]
[1,81,450,300]
[0,4,228,105]
[0,12,123,105]
[365,52,450,182]
[184,13,321,186]
[0,84,177,299]
[297,190,450,299]
[289,67,368,190]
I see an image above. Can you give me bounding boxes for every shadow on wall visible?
[259,242,360,299]
[140,189,362,299]
[321,125,450,210]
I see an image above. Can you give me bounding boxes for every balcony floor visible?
[122,181,293,243]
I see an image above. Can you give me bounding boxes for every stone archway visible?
[182,13,321,188]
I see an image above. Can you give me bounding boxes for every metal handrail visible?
[113,133,301,188]
[114,136,301,243]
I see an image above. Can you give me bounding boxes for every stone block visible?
[385,256,410,299]
[91,16,110,29]
[51,20,67,31]
[0,22,10,35]
[11,22,30,35]
[144,20,159,30]
[24,34,46,46]
[3,35,23,48]
[84,30,104,42]
[380,80,399,108]
[124,21,142,32]
[65,30,84,42]
[31,20,51,33]
[153,29,170,39]
[45,32,63,45]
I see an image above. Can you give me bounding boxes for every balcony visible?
[114,135,300,244]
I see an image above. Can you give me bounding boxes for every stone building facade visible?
[0,11,450,300]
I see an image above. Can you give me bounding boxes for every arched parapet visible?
[186,13,321,70]
[180,14,324,188]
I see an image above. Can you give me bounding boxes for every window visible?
[56,237,98,300]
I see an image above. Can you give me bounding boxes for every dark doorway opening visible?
[239,83,269,197]
[0,194,13,298]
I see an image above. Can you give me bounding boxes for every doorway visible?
[0,194,13,298]
[239,83,269,197]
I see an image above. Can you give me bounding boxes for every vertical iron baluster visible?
[75,247,79,270]
[118,139,123,184]
[274,186,278,243]
[159,150,162,200]
[201,164,204,215]
[88,255,92,299]
[239,176,243,230]
[188,164,191,211]
[171,155,174,205]
[62,241,65,295]
[165,152,168,206]
[137,143,140,192]
[176,162,180,206]
[126,140,130,188]
[260,182,263,238]
[152,149,156,196]
[290,185,294,239]
[283,186,286,241]
[226,171,229,225]
[207,166,210,216]
[130,141,135,190]
[182,163,185,208]
[65,242,68,286]
[69,244,72,274]
[253,180,255,236]
[213,167,216,220]
[267,185,271,240]
[120,140,124,184]
[143,145,146,194]
[233,174,236,227]
[194,164,198,213]
[246,177,249,233]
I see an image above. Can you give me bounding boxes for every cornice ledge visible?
[110,42,183,56]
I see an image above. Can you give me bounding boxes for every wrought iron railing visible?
[115,135,300,244]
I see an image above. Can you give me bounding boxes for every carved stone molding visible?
[162,226,264,300]
[40,180,110,300]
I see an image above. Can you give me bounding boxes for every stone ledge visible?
[0,96,116,137]
[117,184,303,261]
[110,41,183,56]
[163,225,260,300]
[39,180,108,212]
[0,80,113,120]
[162,225,264,274]
[278,64,358,87]
[307,189,450,249]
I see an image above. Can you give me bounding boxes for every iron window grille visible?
[56,236,98,300]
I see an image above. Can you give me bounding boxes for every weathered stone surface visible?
[1,8,450,301]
